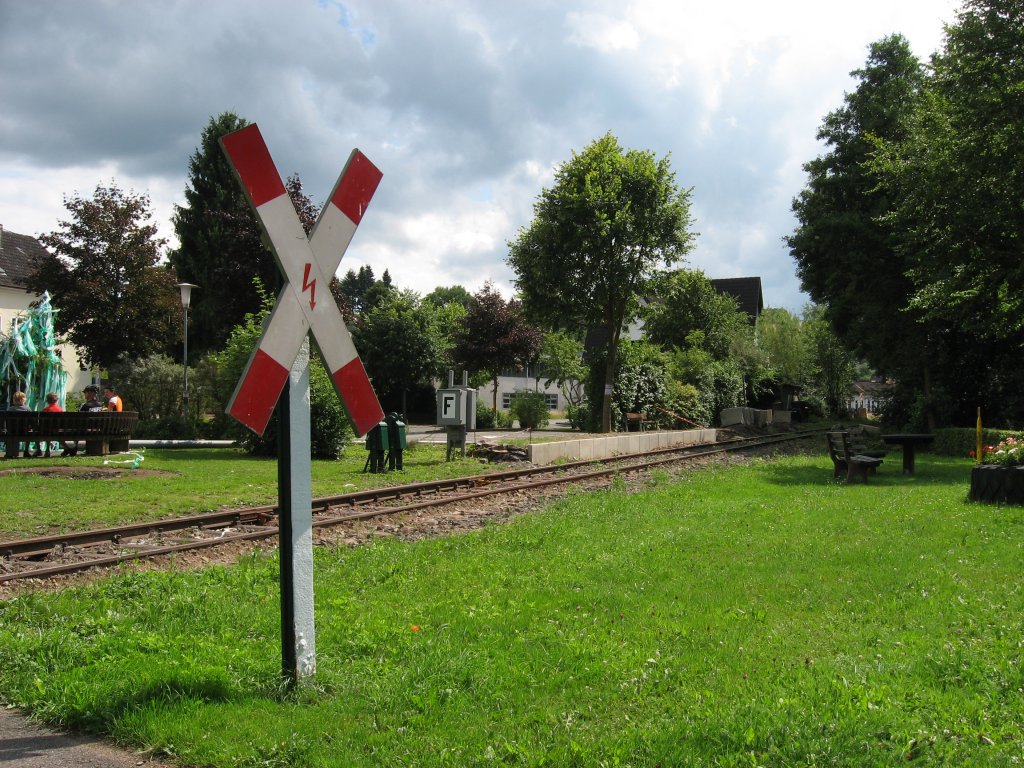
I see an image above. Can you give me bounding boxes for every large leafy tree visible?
[333,265,395,316]
[788,36,929,373]
[30,183,179,370]
[875,0,1024,340]
[508,133,696,431]
[452,283,543,412]
[168,112,276,356]
[871,0,1024,425]
[352,290,445,414]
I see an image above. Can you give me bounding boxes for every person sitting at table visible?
[104,385,123,412]
[8,391,30,411]
[80,385,105,412]
[63,385,105,457]
[31,392,65,457]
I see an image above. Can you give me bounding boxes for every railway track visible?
[0,430,821,584]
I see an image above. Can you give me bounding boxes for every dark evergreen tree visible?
[168,112,275,356]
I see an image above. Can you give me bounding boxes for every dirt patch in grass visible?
[0,466,176,480]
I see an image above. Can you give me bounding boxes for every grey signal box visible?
[437,389,464,425]
[436,370,477,429]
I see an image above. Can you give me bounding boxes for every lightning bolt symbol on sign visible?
[302,263,317,310]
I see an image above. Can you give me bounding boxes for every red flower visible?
[410,625,421,632]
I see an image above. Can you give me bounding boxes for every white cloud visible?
[0,0,962,314]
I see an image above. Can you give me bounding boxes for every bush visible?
[510,391,550,429]
[495,409,514,428]
[566,403,589,430]
[932,427,1018,458]
[475,399,495,429]
[109,354,183,423]
[210,287,353,459]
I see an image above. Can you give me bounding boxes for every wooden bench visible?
[826,431,884,483]
[833,424,887,459]
[624,412,654,432]
[0,411,139,458]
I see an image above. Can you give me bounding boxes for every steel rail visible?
[0,429,820,583]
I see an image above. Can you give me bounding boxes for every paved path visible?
[0,707,173,768]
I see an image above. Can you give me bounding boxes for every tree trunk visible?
[922,364,936,432]
[601,330,619,433]
[492,376,499,414]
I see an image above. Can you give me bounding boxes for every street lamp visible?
[176,283,198,417]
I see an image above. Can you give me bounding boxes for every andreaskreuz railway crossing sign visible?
[220,123,384,436]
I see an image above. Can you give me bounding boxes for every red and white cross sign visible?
[220,124,384,436]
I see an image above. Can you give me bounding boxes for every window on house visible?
[502,392,559,410]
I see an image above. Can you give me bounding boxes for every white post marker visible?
[219,123,384,683]
[282,339,316,678]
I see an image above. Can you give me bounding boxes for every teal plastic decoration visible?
[0,292,69,410]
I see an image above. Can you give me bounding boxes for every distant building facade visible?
[846,379,894,418]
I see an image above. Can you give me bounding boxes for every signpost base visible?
[279,339,316,683]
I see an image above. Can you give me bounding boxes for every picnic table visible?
[881,433,934,474]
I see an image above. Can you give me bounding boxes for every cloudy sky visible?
[1,0,960,312]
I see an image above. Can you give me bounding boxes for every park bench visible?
[832,423,887,459]
[624,412,654,432]
[0,411,139,459]
[826,430,884,483]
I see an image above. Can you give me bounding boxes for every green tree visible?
[352,290,445,414]
[452,283,543,413]
[756,308,808,387]
[870,0,1024,426]
[334,266,395,316]
[875,0,1024,341]
[788,35,929,371]
[169,112,277,356]
[641,269,746,359]
[508,133,696,432]
[423,285,473,310]
[537,330,587,410]
[803,305,855,418]
[30,183,179,370]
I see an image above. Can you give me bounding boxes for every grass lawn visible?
[0,443,492,537]
[1,452,1022,766]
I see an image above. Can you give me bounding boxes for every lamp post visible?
[176,283,198,417]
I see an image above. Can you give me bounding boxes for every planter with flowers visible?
[969,435,1024,504]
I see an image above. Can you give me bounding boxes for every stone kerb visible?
[527,429,719,465]
[772,409,791,424]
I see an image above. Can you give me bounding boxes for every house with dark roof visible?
[0,226,48,331]
[710,277,763,323]
[0,225,91,393]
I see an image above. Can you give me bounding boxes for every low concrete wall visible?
[720,407,774,427]
[527,428,717,465]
